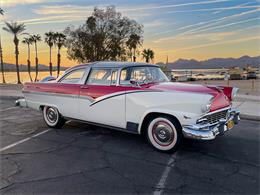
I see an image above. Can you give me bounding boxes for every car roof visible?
[66,61,158,72]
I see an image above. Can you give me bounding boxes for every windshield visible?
[120,66,169,85]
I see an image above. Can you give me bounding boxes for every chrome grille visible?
[197,109,228,125]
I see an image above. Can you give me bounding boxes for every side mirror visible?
[130,79,141,87]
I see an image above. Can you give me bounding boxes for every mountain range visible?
[157,55,260,69]
[1,63,69,72]
[2,55,260,71]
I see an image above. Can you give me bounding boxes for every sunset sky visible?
[0,0,259,67]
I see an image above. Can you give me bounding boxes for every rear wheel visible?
[43,106,65,128]
[146,116,182,152]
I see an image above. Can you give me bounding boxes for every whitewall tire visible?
[146,116,182,152]
[43,106,65,128]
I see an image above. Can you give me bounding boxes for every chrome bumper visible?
[15,98,27,107]
[182,108,240,140]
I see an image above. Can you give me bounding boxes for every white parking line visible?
[153,153,178,195]
[0,129,51,152]
[0,107,17,112]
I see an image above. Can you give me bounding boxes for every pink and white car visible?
[16,62,240,152]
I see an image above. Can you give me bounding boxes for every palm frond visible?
[45,31,55,46]
[30,34,42,42]
[3,21,26,35]
[22,37,32,45]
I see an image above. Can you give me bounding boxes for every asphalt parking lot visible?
[0,97,259,194]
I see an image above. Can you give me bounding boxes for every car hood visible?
[142,82,230,111]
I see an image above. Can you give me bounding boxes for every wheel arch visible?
[139,112,182,136]
[39,104,59,112]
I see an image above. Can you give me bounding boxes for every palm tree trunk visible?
[130,48,132,62]
[27,44,32,82]
[0,36,5,83]
[14,36,21,84]
[49,47,52,76]
[34,42,38,82]
[0,56,5,83]
[57,48,61,77]
[133,49,136,62]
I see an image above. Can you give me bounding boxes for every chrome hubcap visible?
[46,107,57,124]
[153,121,174,146]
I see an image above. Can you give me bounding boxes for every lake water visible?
[0,69,227,83]
[0,71,65,83]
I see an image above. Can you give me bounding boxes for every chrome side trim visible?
[23,90,95,102]
[64,117,139,134]
[89,89,162,106]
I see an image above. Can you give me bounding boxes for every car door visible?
[53,67,89,119]
[79,68,126,128]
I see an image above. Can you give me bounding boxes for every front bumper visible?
[182,108,240,140]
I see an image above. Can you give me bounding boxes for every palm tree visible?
[3,22,26,84]
[22,37,33,81]
[0,8,5,83]
[142,49,155,63]
[30,34,41,81]
[45,31,55,76]
[54,32,66,77]
[126,34,142,62]
[0,36,5,83]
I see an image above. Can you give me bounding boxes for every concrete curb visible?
[240,114,260,121]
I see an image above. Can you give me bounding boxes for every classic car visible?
[16,62,240,152]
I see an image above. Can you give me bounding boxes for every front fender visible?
[125,91,213,134]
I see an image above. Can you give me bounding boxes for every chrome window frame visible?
[86,67,120,86]
[57,67,90,85]
[118,65,166,87]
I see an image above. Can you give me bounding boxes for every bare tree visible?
[64,6,143,63]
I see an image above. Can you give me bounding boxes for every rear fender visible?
[218,86,238,101]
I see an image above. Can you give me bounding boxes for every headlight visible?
[202,97,214,113]
[231,87,239,100]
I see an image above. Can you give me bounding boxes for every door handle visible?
[80,86,89,89]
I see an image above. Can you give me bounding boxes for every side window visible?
[111,70,118,86]
[87,68,118,86]
[59,68,85,84]
[120,67,149,85]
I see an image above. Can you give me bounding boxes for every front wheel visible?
[146,116,182,152]
[43,106,65,128]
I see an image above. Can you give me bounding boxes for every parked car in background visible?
[229,73,242,80]
[16,62,240,152]
[247,71,257,79]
